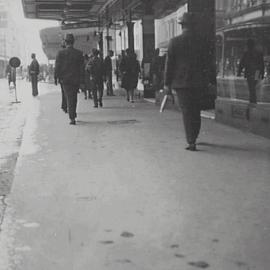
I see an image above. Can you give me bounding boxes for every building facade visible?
[216,0,270,138]
[0,0,21,77]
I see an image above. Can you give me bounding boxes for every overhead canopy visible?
[40,26,99,60]
[22,0,184,27]
[21,0,108,24]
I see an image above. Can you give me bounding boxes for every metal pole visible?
[12,68,21,104]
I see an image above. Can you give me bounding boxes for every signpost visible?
[9,57,21,104]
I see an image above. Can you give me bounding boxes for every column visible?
[141,12,155,98]
[98,31,104,59]
[106,27,111,54]
[127,21,135,52]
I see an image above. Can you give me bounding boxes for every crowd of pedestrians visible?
[41,13,217,151]
[53,33,143,125]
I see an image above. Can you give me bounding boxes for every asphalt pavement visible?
[0,80,270,270]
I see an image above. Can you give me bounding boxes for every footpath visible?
[0,81,269,270]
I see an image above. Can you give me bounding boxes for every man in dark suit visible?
[237,39,264,104]
[54,42,67,113]
[87,48,104,108]
[164,12,216,151]
[29,53,40,96]
[55,34,84,125]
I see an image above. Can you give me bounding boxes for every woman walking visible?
[120,49,140,103]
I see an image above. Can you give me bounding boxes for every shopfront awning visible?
[216,17,270,37]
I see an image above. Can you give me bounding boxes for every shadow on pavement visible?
[197,142,269,154]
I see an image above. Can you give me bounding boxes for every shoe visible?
[185,144,197,151]
[84,96,87,100]
[131,100,134,103]
[69,119,76,125]
[94,105,98,108]
[99,102,103,107]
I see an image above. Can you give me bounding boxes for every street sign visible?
[9,57,21,68]
[9,57,21,104]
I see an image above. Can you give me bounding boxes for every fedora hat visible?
[64,33,75,43]
[178,12,195,25]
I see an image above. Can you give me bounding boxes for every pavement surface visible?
[0,80,270,270]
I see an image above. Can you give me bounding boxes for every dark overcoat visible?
[164,31,216,92]
[120,56,140,90]
[238,50,264,79]
[55,47,84,86]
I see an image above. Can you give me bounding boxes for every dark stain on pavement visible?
[212,239,219,243]
[121,231,135,238]
[188,261,210,268]
[105,229,113,232]
[235,261,248,268]
[99,240,114,245]
[116,259,132,264]
[170,244,179,249]
[175,254,185,258]
[107,119,138,125]
[76,196,96,202]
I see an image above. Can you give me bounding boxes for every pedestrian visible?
[55,33,84,125]
[115,54,122,82]
[86,48,104,108]
[120,49,140,103]
[150,48,164,92]
[164,12,216,151]
[104,50,114,96]
[82,54,92,100]
[29,53,40,96]
[54,43,67,113]
[5,64,16,88]
[237,39,264,104]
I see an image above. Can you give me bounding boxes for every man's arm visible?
[79,52,85,84]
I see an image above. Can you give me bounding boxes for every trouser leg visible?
[60,83,67,112]
[247,78,257,103]
[107,74,113,95]
[130,88,134,102]
[98,85,103,104]
[177,90,201,145]
[63,84,78,120]
[126,89,130,101]
[31,75,38,96]
[98,81,104,105]
[92,81,98,106]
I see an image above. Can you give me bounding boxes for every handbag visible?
[199,84,217,111]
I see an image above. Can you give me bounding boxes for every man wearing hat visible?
[55,33,84,125]
[164,12,216,151]
[87,48,104,108]
[29,53,40,96]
